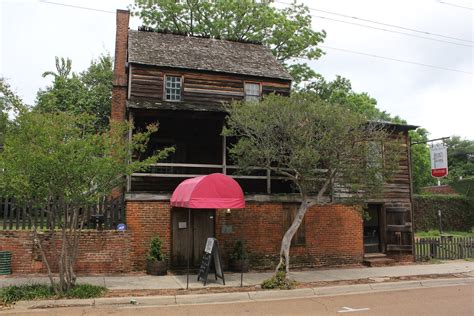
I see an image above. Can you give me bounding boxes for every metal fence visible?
[415,237,474,261]
[0,196,125,231]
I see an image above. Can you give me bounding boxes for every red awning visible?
[170,173,245,209]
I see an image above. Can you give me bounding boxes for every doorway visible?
[171,208,215,267]
[363,204,384,254]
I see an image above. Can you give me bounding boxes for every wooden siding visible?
[129,64,291,109]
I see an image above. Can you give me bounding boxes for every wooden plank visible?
[2,198,6,230]
[387,244,412,251]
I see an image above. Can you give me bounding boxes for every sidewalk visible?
[1,261,473,290]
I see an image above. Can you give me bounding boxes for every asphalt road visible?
[3,284,474,315]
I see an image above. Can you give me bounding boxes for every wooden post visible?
[126,111,134,192]
[187,208,191,290]
[222,135,227,175]
[266,169,271,194]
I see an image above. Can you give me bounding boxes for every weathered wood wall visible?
[129,64,291,109]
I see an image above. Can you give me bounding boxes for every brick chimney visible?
[111,9,130,122]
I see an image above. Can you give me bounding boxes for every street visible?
[2,284,473,316]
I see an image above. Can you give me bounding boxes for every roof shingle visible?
[128,30,292,81]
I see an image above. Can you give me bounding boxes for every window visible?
[283,203,305,246]
[244,82,260,101]
[367,141,384,182]
[164,75,182,101]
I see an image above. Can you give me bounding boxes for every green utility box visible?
[0,251,12,275]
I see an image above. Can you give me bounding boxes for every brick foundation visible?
[0,230,131,274]
[125,201,364,271]
[0,201,375,274]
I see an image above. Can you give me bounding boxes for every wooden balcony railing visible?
[129,163,289,194]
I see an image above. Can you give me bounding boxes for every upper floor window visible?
[244,82,260,102]
[164,75,182,101]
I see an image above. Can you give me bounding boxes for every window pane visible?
[165,76,182,101]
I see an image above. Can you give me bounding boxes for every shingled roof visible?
[128,30,292,81]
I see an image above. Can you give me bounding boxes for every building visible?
[109,10,418,270]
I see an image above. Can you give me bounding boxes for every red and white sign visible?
[430,143,448,178]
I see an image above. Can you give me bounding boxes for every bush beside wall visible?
[413,195,474,232]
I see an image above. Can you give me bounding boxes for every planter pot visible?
[146,260,168,276]
[230,259,249,273]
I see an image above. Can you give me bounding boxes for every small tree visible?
[0,111,172,294]
[224,93,401,273]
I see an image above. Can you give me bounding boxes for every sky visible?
[1,0,473,139]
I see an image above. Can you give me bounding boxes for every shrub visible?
[413,195,474,232]
[0,283,106,305]
[230,239,248,261]
[261,271,297,290]
[0,284,52,305]
[65,284,106,299]
[147,236,166,262]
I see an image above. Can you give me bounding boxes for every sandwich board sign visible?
[430,143,448,178]
[197,238,225,286]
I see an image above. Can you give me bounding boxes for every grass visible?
[0,283,107,305]
[415,230,474,237]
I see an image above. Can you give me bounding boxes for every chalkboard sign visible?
[197,238,225,286]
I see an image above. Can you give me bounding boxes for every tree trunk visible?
[275,199,313,273]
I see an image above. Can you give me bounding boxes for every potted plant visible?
[146,236,168,276]
[229,239,249,272]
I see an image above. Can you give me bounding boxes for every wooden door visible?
[364,204,383,253]
[171,208,215,268]
[192,210,215,265]
[171,208,189,267]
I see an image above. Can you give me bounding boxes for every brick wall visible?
[126,201,171,270]
[125,201,364,270]
[0,201,365,274]
[216,203,364,269]
[0,230,131,274]
[111,9,129,122]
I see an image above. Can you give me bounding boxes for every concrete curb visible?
[8,277,474,311]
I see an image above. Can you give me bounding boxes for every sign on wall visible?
[430,143,448,178]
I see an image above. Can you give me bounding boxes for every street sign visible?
[430,143,448,178]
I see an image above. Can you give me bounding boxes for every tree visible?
[35,55,113,132]
[224,93,401,272]
[304,75,396,121]
[306,75,435,193]
[445,136,474,181]
[0,111,173,294]
[409,128,435,192]
[130,0,326,84]
[0,78,28,144]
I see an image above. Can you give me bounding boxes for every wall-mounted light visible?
[226,208,231,214]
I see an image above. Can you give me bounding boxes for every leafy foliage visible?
[410,128,436,193]
[224,93,400,199]
[445,136,474,182]
[35,54,113,132]
[305,75,436,193]
[65,284,107,299]
[0,111,172,294]
[230,239,248,261]
[147,236,167,262]
[0,79,28,144]
[413,195,474,232]
[450,178,474,197]
[0,284,52,305]
[0,112,169,206]
[224,93,401,272]
[0,283,106,305]
[261,271,297,290]
[130,0,326,85]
